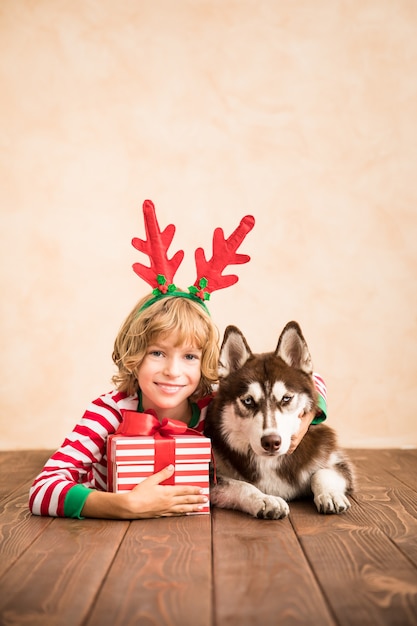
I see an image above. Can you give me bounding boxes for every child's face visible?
[136,332,202,417]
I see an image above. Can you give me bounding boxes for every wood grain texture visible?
[348,449,417,567]
[0,449,51,500]
[0,517,129,626]
[0,450,55,578]
[212,507,335,626]
[1,449,417,626]
[86,515,212,626]
[294,516,417,625]
[0,485,53,578]
[291,450,417,626]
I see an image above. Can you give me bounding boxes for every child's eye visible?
[149,350,164,357]
[185,353,199,361]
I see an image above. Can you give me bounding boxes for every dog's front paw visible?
[314,492,351,514]
[256,495,290,520]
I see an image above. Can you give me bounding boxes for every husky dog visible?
[204,322,354,519]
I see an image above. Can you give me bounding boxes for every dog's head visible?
[216,321,318,457]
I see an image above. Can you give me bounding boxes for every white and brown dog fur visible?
[204,322,354,519]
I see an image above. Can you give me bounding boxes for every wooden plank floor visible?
[1,449,417,625]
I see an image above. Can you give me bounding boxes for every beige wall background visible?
[1,0,416,450]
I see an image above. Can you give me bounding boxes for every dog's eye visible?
[281,395,293,405]
[241,396,255,408]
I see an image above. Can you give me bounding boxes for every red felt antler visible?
[193,215,255,297]
[132,200,184,290]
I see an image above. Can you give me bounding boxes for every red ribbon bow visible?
[116,409,190,438]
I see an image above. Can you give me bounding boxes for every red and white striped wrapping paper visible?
[108,434,211,514]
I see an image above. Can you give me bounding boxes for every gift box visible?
[107,410,211,514]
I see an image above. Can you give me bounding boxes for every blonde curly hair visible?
[112,294,220,398]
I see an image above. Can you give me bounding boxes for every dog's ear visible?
[218,325,252,378]
[275,321,313,375]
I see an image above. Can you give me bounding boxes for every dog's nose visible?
[261,434,281,453]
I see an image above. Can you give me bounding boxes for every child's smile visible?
[156,383,187,394]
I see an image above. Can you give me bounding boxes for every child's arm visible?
[287,410,315,454]
[287,373,327,455]
[29,392,207,519]
[81,465,208,519]
[29,392,120,517]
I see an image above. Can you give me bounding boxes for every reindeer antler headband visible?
[132,200,255,313]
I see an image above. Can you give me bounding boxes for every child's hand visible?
[287,410,315,454]
[125,465,209,518]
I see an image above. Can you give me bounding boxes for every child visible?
[29,295,219,519]
[29,200,327,519]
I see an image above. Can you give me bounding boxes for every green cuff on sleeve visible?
[312,393,327,424]
[64,484,93,519]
